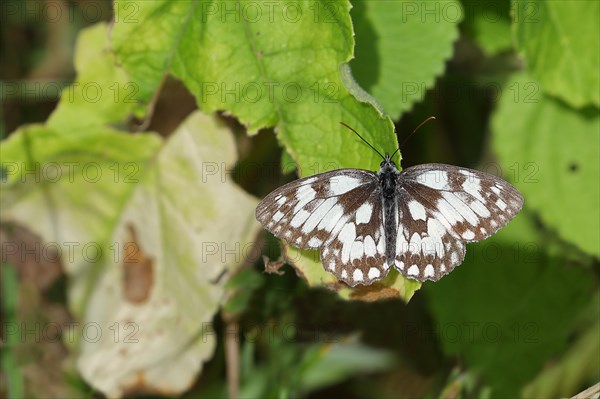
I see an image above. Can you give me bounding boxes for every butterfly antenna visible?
[339,122,385,160]
[391,116,437,159]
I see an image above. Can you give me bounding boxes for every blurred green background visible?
[1,1,598,398]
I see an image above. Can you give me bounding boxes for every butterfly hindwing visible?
[393,201,466,282]
[320,190,389,286]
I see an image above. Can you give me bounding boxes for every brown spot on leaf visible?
[122,225,154,303]
[121,372,148,397]
[321,280,403,302]
[349,283,401,302]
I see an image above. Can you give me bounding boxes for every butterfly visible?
[255,124,524,287]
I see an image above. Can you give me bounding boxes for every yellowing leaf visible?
[48,23,139,130]
[1,112,259,397]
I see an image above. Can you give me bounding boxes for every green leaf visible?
[226,267,264,291]
[350,0,462,119]
[463,0,513,55]
[235,335,395,397]
[47,23,139,130]
[492,73,600,257]
[280,148,297,175]
[0,112,260,397]
[425,213,594,397]
[110,1,194,102]
[112,0,395,174]
[297,338,395,392]
[513,0,600,107]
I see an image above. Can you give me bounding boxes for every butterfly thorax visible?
[377,154,400,199]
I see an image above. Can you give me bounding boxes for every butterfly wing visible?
[256,169,391,286]
[393,163,524,281]
[256,169,377,248]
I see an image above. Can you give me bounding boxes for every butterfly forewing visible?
[255,169,380,251]
[402,164,524,240]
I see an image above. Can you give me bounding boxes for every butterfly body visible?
[256,155,523,287]
[378,155,400,266]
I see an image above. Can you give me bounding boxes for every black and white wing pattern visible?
[393,163,523,282]
[256,159,524,287]
[255,169,390,286]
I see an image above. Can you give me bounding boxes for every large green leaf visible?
[513,0,600,107]
[112,0,395,173]
[425,213,594,397]
[350,0,462,119]
[0,112,259,397]
[492,73,600,257]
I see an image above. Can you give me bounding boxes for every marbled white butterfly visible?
[256,124,523,286]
